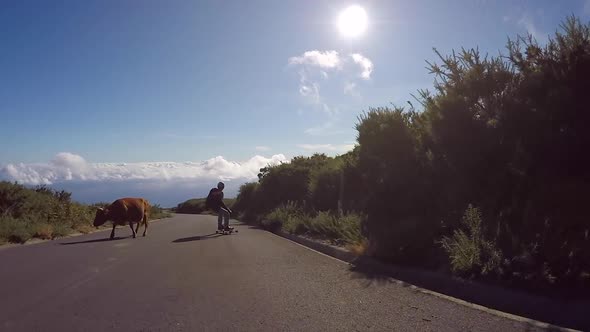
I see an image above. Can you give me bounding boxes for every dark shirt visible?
[207,188,226,211]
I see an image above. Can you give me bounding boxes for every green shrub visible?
[440,205,503,277]
[263,202,302,232]
[233,182,260,216]
[0,182,99,243]
[0,216,32,243]
[150,204,172,219]
[264,204,365,246]
[300,212,364,245]
[336,213,364,245]
[52,223,72,239]
[309,161,343,212]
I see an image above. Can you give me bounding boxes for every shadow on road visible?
[348,257,414,288]
[524,322,564,332]
[348,256,590,331]
[172,233,222,243]
[59,236,131,245]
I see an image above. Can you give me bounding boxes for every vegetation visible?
[233,153,367,248]
[0,182,96,243]
[234,16,590,295]
[150,204,172,220]
[259,201,364,247]
[440,205,503,278]
[0,181,171,244]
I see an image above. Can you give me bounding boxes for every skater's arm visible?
[219,192,229,211]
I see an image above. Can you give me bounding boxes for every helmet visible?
[217,182,225,189]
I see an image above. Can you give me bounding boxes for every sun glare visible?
[337,5,368,38]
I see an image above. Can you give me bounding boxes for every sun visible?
[337,5,368,38]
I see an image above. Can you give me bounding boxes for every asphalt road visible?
[0,214,546,331]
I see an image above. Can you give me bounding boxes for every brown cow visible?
[93,198,151,240]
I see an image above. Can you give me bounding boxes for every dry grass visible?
[74,224,95,234]
[52,223,72,239]
[33,223,54,240]
[346,239,368,256]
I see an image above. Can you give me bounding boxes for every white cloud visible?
[344,81,359,97]
[289,50,342,69]
[321,103,336,115]
[0,152,287,186]
[350,53,373,79]
[297,70,335,115]
[289,50,373,116]
[297,143,355,153]
[255,146,271,151]
[517,13,546,41]
[299,80,320,103]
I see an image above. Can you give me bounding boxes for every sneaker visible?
[224,226,234,231]
[217,226,224,231]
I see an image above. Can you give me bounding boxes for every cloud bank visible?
[1,152,286,185]
[0,153,286,206]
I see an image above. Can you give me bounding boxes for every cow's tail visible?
[143,198,151,223]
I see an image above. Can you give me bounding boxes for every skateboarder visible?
[206,182,233,231]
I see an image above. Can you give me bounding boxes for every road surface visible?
[0,214,546,331]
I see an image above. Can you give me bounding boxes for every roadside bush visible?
[356,108,437,262]
[0,182,96,243]
[263,203,365,246]
[263,202,302,232]
[233,182,260,215]
[175,199,207,214]
[150,204,172,219]
[52,223,72,238]
[0,216,32,244]
[302,212,364,246]
[33,223,54,240]
[74,224,94,234]
[309,160,343,212]
[440,205,503,277]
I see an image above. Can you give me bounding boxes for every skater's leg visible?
[217,209,223,230]
[219,207,230,230]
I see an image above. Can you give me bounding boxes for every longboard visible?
[216,228,238,235]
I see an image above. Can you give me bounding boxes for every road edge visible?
[0,215,175,250]
[271,228,586,332]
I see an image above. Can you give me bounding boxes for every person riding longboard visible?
[206,182,233,232]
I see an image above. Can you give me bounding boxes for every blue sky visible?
[1,0,589,205]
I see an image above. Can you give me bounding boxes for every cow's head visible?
[93,208,108,227]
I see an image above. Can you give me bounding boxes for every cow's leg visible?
[135,221,140,234]
[110,224,116,240]
[129,221,136,238]
[142,214,148,237]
